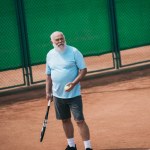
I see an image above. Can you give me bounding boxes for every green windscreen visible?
[0,0,22,71]
[1,0,149,71]
[24,0,112,65]
[115,0,150,50]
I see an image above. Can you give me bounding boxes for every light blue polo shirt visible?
[46,45,86,99]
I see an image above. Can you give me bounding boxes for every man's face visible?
[51,33,66,51]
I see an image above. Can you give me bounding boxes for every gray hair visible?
[50,31,65,41]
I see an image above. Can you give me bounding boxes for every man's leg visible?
[76,120,92,149]
[76,120,90,141]
[62,118,74,138]
[69,96,92,149]
[62,118,77,149]
[53,97,76,149]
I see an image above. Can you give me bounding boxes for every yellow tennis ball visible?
[64,85,71,91]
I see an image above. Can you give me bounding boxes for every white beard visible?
[53,42,66,52]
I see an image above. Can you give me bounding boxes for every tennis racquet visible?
[40,96,53,142]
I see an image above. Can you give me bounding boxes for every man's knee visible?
[62,118,71,124]
[76,120,85,126]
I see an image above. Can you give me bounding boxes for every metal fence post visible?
[20,0,34,84]
[15,0,30,86]
[108,0,121,69]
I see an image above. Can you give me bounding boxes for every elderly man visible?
[46,31,92,150]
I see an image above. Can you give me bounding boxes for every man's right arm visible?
[46,75,52,101]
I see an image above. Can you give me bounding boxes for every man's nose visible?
[58,39,63,42]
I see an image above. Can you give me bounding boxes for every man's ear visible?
[50,40,53,44]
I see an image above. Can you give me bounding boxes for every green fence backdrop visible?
[0,0,23,71]
[0,0,150,89]
[116,0,150,50]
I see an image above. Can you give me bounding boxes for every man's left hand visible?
[65,82,75,92]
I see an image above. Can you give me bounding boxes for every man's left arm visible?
[73,68,87,85]
[65,68,87,92]
[65,49,87,92]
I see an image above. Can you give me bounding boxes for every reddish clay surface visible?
[0,68,150,150]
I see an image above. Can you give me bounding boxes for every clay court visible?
[0,66,150,150]
[1,0,150,149]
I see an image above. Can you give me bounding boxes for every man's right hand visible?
[46,93,53,101]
